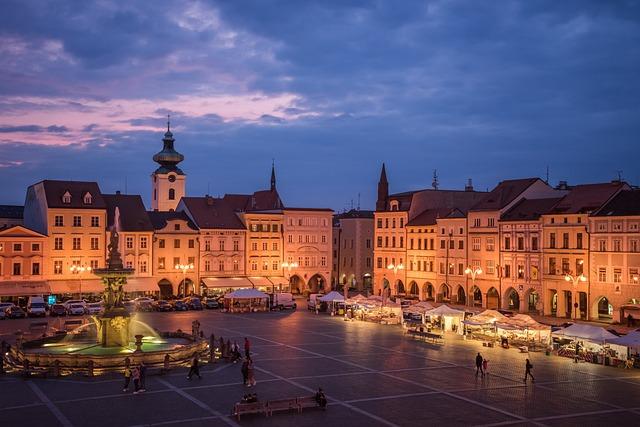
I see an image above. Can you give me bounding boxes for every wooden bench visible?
[297,395,322,412]
[424,332,443,344]
[232,401,266,420]
[265,398,298,416]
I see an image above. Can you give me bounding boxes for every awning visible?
[247,276,273,288]
[0,281,51,297]
[48,279,104,294]
[268,276,288,285]
[125,277,158,292]
[201,277,253,289]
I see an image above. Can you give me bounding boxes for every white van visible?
[307,293,323,311]
[270,293,296,310]
[27,296,47,317]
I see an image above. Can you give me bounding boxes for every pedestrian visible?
[244,337,251,358]
[475,352,484,377]
[315,387,327,409]
[122,365,132,392]
[247,356,256,387]
[132,366,141,394]
[482,358,489,376]
[232,341,241,363]
[187,355,201,380]
[523,358,535,383]
[241,357,249,385]
[139,361,147,392]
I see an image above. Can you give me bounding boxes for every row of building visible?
[0,125,332,302]
[331,165,640,323]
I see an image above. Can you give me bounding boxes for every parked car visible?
[67,304,85,316]
[171,300,188,311]
[5,306,27,319]
[0,308,5,320]
[0,302,15,314]
[134,297,154,312]
[49,304,67,317]
[85,302,104,315]
[184,297,203,310]
[27,296,47,317]
[123,300,136,312]
[203,297,219,309]
[64,299,86,309]
[153,300,173,312]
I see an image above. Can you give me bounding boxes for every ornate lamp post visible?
[386,262,404,297]
[70,264,92,299]
[564,272,587,319]
[281,262,298,293]
[464,266,482,307]
[175,263,194,296]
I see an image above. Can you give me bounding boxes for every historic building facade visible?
[332,209,374,293]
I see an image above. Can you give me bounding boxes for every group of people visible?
[475,352,535,383]
[123,361,147,394]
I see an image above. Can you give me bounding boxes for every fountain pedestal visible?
[95,308,131,347]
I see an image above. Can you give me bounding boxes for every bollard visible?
[53,360,61,377]
[163,354,170,374]
[87,360,94,377]
[23,358,30,378]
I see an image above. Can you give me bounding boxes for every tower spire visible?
[376,162,389,211]
[167,114,170,132]
[270,159,276,191]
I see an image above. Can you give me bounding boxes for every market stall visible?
[463,309,505,341]
[424,304,465,334]
[552,324,626,365]
[351,297,402,324]
[495,314,551,350]
[402,301,434,325]
[319,291,345,314]
[223,288,269,313]
[607,330,640,367]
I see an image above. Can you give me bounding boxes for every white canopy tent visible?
[223,288,269,313]
[607,330,640,352]
[319,291,345,302]
[495,314,551,344]
[463,309,505,327]
[425,304,465,334]
[552,323,618,343]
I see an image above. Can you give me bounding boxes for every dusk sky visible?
[1,1,639,211]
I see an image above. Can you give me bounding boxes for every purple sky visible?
[1,1,639,211]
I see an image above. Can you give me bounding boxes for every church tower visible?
[151,117,185,211]
[376,163,389,211]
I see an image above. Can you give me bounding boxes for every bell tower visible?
[151,116,185,211]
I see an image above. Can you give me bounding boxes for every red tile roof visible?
[471,178,540,211]
[550,182,629,214]
[180,196,245,229]
[593,189,640,217]
[34,180,106,209]
[500,197,563,221]
[103,193,153,232]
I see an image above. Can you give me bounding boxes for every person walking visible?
[139,361,147,392]
[122,365,132,392]
[187,355,201,380]
[247,356,256,387]
[244,337,251,358]
[475,352,484,377]
[523,358,535,383]
[241,357,249,386]
[482,358,489,376]
[132,366,141,394]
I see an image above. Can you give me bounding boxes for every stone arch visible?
[380,278,390,297]
[395,280,405,296]
[504,287,520,311]
[290,274,305,294]
[524,288,540,312]
[362,273,373,294]
[408,281,419,297]
[177,278,195,297]
[486,287,500,309]
[158,279,173,299]
[471,286,482,307]
[422,282,435,301]
[307,273,327,294]
[456,285,466,305]
[592,295,613,321]
[438,283,451,302]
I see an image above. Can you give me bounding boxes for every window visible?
[459,227,464,235]
[90,260,98,270]
[262,242,268,251]
[31,262,40,276]
[613,268,622,283]
[549,257,556,275]
[72,237,81,250]
[458,240,464,250]
[598,240,606,252]
[532,236,539,251]
[140,237,148,249]
[188,256,195,265]
[472,238,480,251]
[504,236,511,250]
[613,239,622,252]
[139,260,147,273]
[399,237,404,248]
[188,239,195,249]
[549,233,556,249]
[168,188,175,200]
[159,239,165,248]
[204,260,211,271]
[562,233,569,249]
[233,241,239,251]
[473,218,481,227]
[597,222,607,232]
[251,261,257,271]
[613,222,622,232]
[272,242,278,251]
[158,257,166,269]
[517,265,524,279]
[385,236,389,247]
[440,240,445,249]
[91,216,99,227]
[251,242,258,251]
[54,260,63,275]
[31,243,40,252]
[321,235,326,244]
[377,219,382,228]
[220,260,226,271]
[439,262,445,274]
[83,192,92,204]
[631,240,639,253]
[449,239,454,249]
[174,239,180,249]
[54,237,63,250]
[174,224,181,231]
[173,257,180,268]
[377,237,383,248]
[233,260,239,271]
[488,218,495,227]
[486,260,495,275]
[13,262,21,276]
[458,263,464,275]
[562,258,570,274]
[400,218,404,228]
[126,236,134,249]
[385,218,389,228]
[377,257,383,268]
[598,267,607,282]
[531,265,539,280]
[504,264,511,278]
[62,191,71,204]
[392,219,396,228]
[517,237,524,251]
[366,239,371,249]
[448,263,454,275]
[91,237,99,250]
[55,215,64,227]
[73,215,82,227]
[486,238,495,251]
[204,240,211,251]
[13,243,22,252]
[576,233,582,249]
[272,260,279,270]
[630,268,639,284]
[576,259,584,275]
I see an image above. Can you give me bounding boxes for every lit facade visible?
[332,209,374,293]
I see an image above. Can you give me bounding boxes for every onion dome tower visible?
[151,116,186,211]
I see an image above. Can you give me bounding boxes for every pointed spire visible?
[380,162,388,183]
[167,114,171,132]
[270,159,277,191]
[376,162,389,211]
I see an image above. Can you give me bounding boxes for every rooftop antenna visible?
[357,193,361,210]
[616,170,623,181]
[167,114,170,132]
[545,165,549,184]
[350,199,354,210]
[432,169,439,190]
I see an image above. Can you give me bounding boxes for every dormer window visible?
[62,191,72,204]
[83,192,92,205]
[390,200,399,211]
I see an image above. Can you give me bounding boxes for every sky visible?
[1,0,639,211]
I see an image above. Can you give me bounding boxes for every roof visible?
[103,193,154,232]
[0,205,24,219]
[180,196,246,230]
[407,208,455,226]
[549,182,628,215]
[592,189,640,217]
[471,178,540,211]
[147,210,198,231]
[34,180,106,209]
[500,197,563,222]
[222,189,283,212]
[335,209,375,220]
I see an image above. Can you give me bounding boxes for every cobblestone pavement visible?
[1,309,640,426]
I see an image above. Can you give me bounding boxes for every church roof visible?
[152,119,184,175]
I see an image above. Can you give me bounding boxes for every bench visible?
[297,395,322,412]
[232,402,266,420]
[265,398,298,416]
[23,366,49,378]
[29,321,49,336]
[64,320,83,331]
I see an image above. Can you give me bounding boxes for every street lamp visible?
[386,263,404,298]
[464,266,482,307]
[175,263,194,296]
[564,272,587,319]
[282,261,298,293]
[70,264,92,299]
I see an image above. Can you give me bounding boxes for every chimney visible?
[116,190,121,195]
[206,195,214,206]
[465,179,474,192]
[556,180,568,190]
